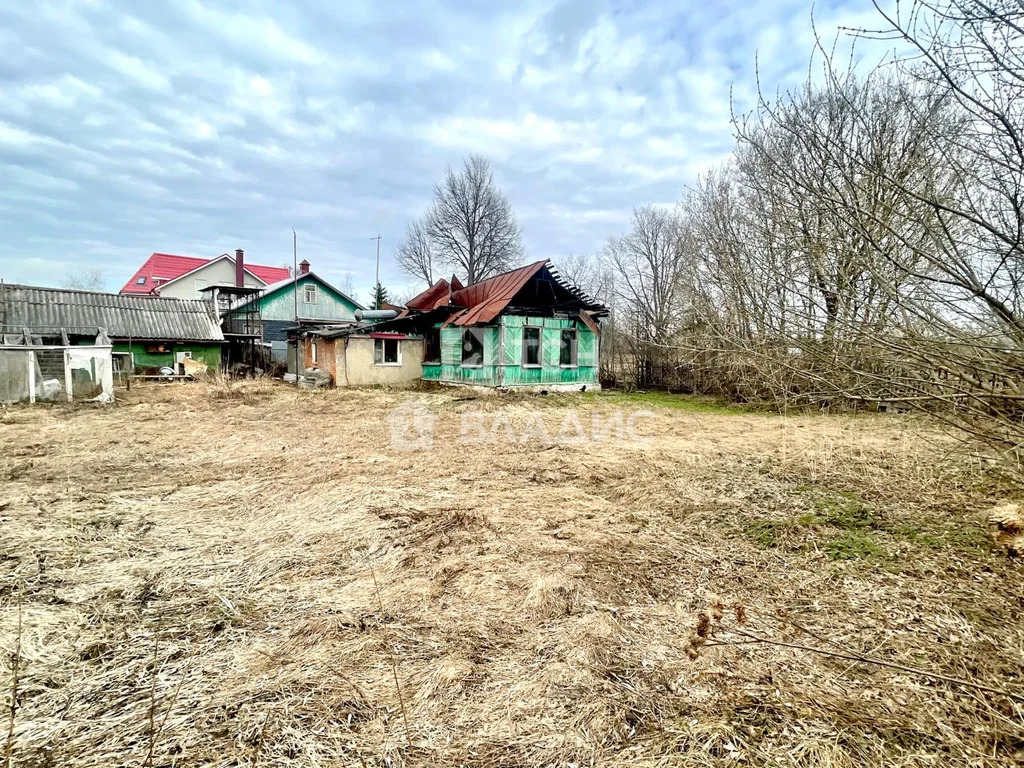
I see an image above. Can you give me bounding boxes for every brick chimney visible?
[235,248,244,287]
[299,259,310,275]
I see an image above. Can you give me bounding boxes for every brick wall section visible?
[302,337,337,383]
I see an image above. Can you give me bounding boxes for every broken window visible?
[560,329,577,366]
[424,329,441,364]
[461,328,484,366]
[374,338,400,365]
[522,327,541,366]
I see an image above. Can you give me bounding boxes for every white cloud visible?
[426,113,574,152]
[105,52,171,92]
[19,76,102,109]
[0,0,884,291]
[0,121,45,148]
[177,1,331,66]
[421,49,458,73]
[250,76,273,97]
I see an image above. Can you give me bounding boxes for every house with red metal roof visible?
[119,251,290,298]
[294,260,607,390]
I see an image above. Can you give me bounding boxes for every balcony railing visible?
[223,313,262,336]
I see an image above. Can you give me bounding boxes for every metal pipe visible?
[292,229,299,383]
[355,309,398,321]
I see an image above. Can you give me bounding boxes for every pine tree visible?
[370,282,389,310]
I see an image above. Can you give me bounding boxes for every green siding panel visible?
[483,327,499,366]
[424,364,500,386]
[428,316,599,388]
[502,325,521,366]
[578,330,596,367]
[112,342,222,370]
[440,327,463,366]
[259,276,360,323]
[541,328,561,367]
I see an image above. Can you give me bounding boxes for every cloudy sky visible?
[0,0,887,300]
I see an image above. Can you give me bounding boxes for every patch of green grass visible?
[743,487,886,560]
[810,491,877,530]
[800,485,992,555]
[743,514,886,560]
[586,390,738,414]
[743,519,789,549]
[794,486,878,530]
[890,521,990,551]
[824,530,885,560]
[743,484,993,563]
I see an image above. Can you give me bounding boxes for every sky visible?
[0,0,889,301]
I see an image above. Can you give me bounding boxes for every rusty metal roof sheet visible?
[0,283,225,341]
[445,260,550,326]
[404,275,465,312]
[400,260,608,327]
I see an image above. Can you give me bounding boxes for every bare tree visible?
[603,206,696,388]
[395,219,436,287]
[424,155,524,283]
[605,207,691,345]
[555,252,613,305]
[670,1,1024,473]
[336,271,356,300]
[61,269,104,291]
[838,0,1024,472]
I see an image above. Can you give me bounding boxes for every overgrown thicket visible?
[588,0,1024,479]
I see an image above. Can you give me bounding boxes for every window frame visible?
[521,326,542,368]
[423,328,442,364]
[460,328,484,368]
[136,276,146,285]
[374,337,402,366]
[559,328,578,368]
[303,284,318,304]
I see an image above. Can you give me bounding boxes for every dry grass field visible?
[1,381,1022,767]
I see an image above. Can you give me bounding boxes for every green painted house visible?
[239,261,364,364]
[425,315,601,388]
[387,260,607,391]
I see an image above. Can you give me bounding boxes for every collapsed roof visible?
[402,260,607,326]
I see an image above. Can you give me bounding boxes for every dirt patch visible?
[0,380,1021,766]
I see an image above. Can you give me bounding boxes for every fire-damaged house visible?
[292,259,607,390]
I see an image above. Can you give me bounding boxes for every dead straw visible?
[2,592,20,768]
[370,564,412,743]
[723,626,1024,703]
[0,381,1021,766]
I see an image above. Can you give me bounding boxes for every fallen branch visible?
[724,627,1024,703]
[370,566,411,742]
[251,710,271,768]
[3,593,21,768]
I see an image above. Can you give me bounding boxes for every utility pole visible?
[292,228,299,384]
[370,234,381,309]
